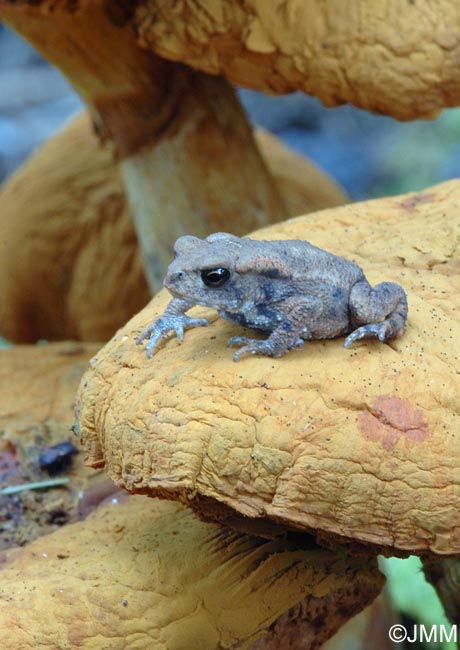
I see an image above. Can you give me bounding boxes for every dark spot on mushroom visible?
[358,395,430,451]
[399,192,436,211]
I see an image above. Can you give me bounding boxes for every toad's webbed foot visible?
[228,335,304,362]
[136,314,209,358]
[343,321,393,348]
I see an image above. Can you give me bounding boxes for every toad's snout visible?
[164,270,185,292]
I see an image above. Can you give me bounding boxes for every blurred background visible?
[1,24,460,199]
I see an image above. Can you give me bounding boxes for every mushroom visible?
[3,1,459,296]
[0,113,149,343]
[76,178,460,559]
[0,495,384,649]
[0,340,383,648]
[0,111,346,343]
[137,0,460,120]
[0,0,287,292]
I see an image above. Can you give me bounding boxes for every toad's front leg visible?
[136,298,209,358]
[228,296,322,361]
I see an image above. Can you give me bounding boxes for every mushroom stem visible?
[0,0,288,291]
[118,70,288,289]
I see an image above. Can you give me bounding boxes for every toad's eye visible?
[201,267,230,287]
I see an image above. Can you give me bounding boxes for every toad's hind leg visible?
[344,280,408,348]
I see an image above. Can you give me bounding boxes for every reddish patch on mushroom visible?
[358,395,430,451]
[399,192,436,211]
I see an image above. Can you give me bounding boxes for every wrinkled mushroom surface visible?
[137,0,460,120]
[77,180,460,556]
[0,496,383,650]
[0,112,346,344]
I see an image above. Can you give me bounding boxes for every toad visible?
[136,233,408,361]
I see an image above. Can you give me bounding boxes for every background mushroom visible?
[76,180,460,616]
[2,0,460,295]
[0,111,345,343]
[0,494,384,649]
[0,342,387,648]
[0,0,286,291]
[136,0,460,120]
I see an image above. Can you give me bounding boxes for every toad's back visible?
[252,239,365,289]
